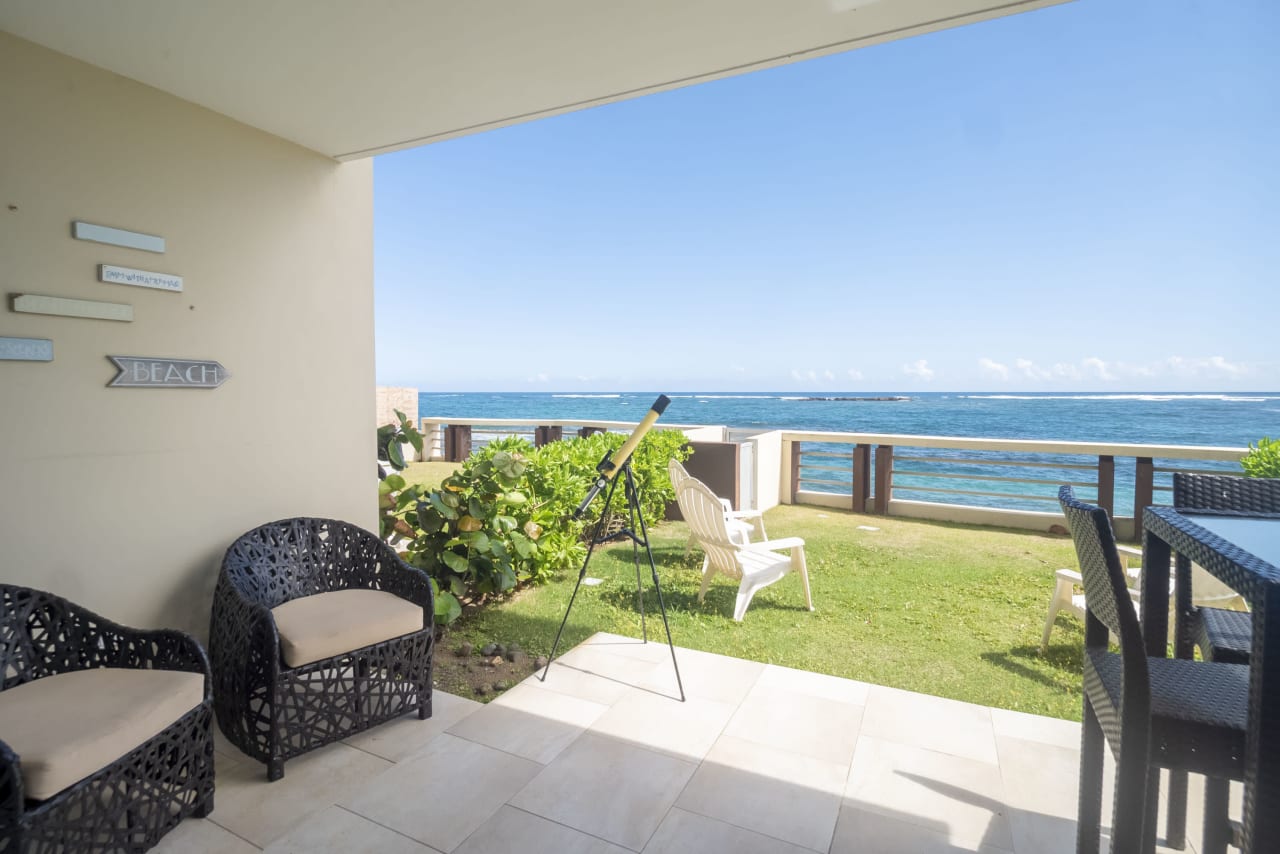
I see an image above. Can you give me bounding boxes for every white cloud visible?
[1082,357,1115,381]
[847,368,864,380]
[823,369,835,381]
[1006,355,1253,384]
[978,358,1009,380]
[527,372,550,383]
[902,359,934,381]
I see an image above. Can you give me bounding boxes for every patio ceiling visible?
[0,0,1067,160]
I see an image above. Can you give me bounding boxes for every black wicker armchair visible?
[210,517,433,781]
[1060,487,1246,854]
[0,585,214,853]
[1172,472,1280,664]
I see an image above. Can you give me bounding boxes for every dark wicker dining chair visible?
[210,517,434,781]
[1172,472,1280,665]
[1059,486,1247,854]
[0,585,214,853]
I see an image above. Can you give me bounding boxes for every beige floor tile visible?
[831,804,1013,854]
[454,805,632,854]
[589,689,736,761]
[639,646,763,705]
[341,690,481,762]
[860,685,999,765]
[995,734,1079,819]
[448,683,608,764]
[341,733,541,853]
[262,805,439,853]
[990,708,1081,752]
[581,632,679,663]
[643,807,814,854]
[153,818,259,854]
[676,734,846,852]
[211,741,393,847]
[510,731,697,851]
[539,645,662,703]
[724,684,864,765]
[845,736,1013,851]
[754,663,870,706]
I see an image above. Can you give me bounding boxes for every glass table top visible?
[1182,514,1280,568]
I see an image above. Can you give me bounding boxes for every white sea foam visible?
[961,394,1276,402]
[552,394,621,398]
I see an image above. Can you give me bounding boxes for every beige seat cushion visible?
[0,668,204,800]
[272,588,424,668]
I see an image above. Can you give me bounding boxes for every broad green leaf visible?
[440,491,461,509]
[449,576,467,597]
[434,590,462,624]
[441,550,468,574]
[464,531,490,552]
[384,474,406,491]
[509,532,534,558]
[387,442,405,469]
[496,565,517,591]
[502,491,528,505]
[429,493,458,520]
[468,497,487,519]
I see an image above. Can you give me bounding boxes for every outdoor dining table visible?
[1141,506,1280,854]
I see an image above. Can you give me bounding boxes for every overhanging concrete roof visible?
[0,0,1067,160]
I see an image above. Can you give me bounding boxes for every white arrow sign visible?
[107,356,230,389]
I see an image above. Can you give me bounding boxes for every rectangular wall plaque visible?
[72,221,165,253]
[0,337,53,362]
[108,356,229,388]
[11,294,134,322]
[99,265,183,292]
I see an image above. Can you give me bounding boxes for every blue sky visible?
[374,0,1277,392]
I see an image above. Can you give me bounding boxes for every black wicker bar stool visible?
[1059,487,1247,854]
[1171,473,1279,665]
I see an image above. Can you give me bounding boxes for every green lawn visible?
[397,461,461,490]
[445,503,1089,721]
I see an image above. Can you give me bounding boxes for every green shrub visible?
[389,430,692,623]
[1241,436,1280,479]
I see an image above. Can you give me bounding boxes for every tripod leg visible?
[626,474,648,642]
[541,477,621,682]
[627,465,686,702]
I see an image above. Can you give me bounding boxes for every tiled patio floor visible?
[159,632,1227,853]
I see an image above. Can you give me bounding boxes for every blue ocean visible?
[419,391,1277,448]
[416,391,1278,512]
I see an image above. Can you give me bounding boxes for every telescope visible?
[573,394,671,518]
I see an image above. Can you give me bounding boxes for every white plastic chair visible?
[675,474,813,621]
[668,459,766,561]
[1040,545,1245,652]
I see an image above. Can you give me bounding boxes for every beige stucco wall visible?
[375,386,419,429]
[0,32,375,639]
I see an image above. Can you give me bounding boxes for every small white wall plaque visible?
[12,294,133,322]
[72,221,165,254]
[108,356,229,389]
[0,337,53,362]
[99,265,183,292]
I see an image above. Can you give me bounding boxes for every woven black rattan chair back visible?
[1058,486,1145,653]
[1173,472,1280,513]
[221,516,398,609]
[0,585,214,853]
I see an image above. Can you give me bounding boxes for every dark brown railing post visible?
[1097,455,1115,517]
[874,445,894,515]
[852,444,871,513]
[534,426,563,447]
[1134,456,1154,520]
[789,442,801,504]
[578,426,604,439]
[444,425,472,462]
